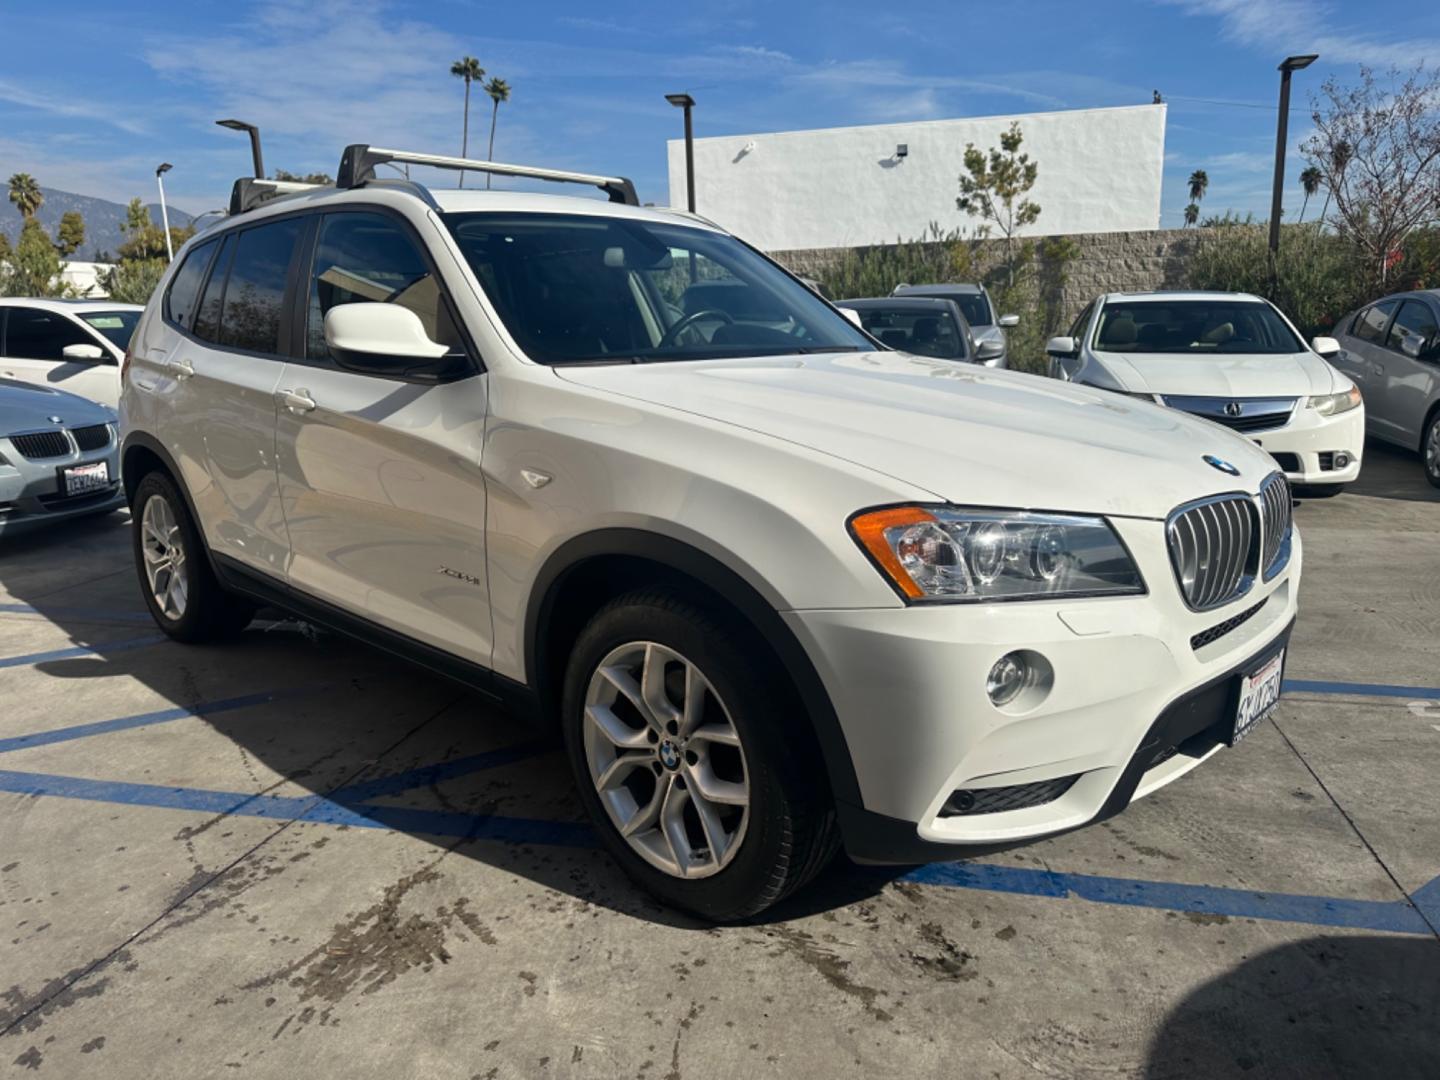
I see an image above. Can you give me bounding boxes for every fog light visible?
[987,652,1030,706]
[1334,451,1351,469]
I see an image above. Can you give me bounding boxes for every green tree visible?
[450,55,485,186]
[99,198,193,304]
[7,173,43,220]
[955,121,1041,287]
[1188,169,1209,205]
[273,169,334,184]
[483,76,511,188]
[100,258,167,305]
[0,218,66,297]
[55,210,86,257]
[1183,202,1200,227]
[1297,165,1323,224]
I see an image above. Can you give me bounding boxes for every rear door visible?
[1379,298,1440,447]
[156,217,303,576]
[1,306,120,407]
[273,208,492,665]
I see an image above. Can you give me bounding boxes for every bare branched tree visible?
[1302,66,1440,285]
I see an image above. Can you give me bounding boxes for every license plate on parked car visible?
[62,461,110,496]
[1232,649,1285,745]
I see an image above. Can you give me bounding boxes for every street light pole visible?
[665,93,696,213]
[1268,54,1318,258]
[215,118,265,179]
[155,163,174,261]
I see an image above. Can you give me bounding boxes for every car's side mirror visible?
[838,307,864,329]
[1311,336,1342,359]
[1046,335,1079,358]
[324,303,452,377]
[62,343,106,363]
[1399,334,1425,360]
[998,313,1020,328]
[975,339,1005,361]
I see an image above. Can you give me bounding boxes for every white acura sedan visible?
[1047,292,1364,495]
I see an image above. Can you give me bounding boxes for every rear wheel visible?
[562,588,837,921]
[131,471,254,642]
[1423,412,1440,489]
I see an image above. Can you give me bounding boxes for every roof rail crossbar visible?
[336,144,639,206]
[228,178,326,216]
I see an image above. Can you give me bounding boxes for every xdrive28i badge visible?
[1203,455,1241,476]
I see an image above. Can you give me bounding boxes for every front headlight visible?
[1307,385,1362,416]
[849,506,1145,602]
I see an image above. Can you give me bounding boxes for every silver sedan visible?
[0,377,124,536]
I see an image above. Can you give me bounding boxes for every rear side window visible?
[2,307,95,360]
[305,211,461,363]
[1386,299,1439,356]
[164,239,218,331]
[1354,300,1397,345]
[218,218,303,354]
[193,235,235,343]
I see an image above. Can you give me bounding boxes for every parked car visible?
[835,297,981,364]
[891,283,1018,366]
[0,299,144,409]
[121,148,1299,920]
[1330,290,1440,488]
[0,377,124,535]
[1047,291,1364,496]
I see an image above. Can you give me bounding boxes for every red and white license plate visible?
[1233,649,1285,745]
[62,460,110,496]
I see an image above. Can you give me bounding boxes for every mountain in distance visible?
[0,187,195,263]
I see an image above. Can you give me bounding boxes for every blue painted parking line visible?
[0,634,164,669]
[0,687,323,755]
[1284,678,1440,701]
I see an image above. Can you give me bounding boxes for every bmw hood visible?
[555,351,1281,520]
[1092,349,1340,397]
[0,377,115,435]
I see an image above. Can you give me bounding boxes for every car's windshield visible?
[1094,301,1304,355]
[78,310,140,350]
[846,306,967,360]
[443,212,872,365]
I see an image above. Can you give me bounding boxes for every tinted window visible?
[1354,300,1397,345]
[1386,299,1438,356]
[194,234,235,343]
[1094,301,1304,355]
[219,219,302,354]
[444,212,870,365]
[3,307,96,360]
[79,310,141,351]
[306,212,462,364]
[849,306,966,359]
[164,239,218,330]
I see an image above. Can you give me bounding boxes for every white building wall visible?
[667,105,1165,251]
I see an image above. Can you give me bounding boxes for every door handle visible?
[167,358,195,380]
[278,388,317,414]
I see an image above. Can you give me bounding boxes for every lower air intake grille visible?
[1191,597,1267,651]
[8,431,70,460]
[940,774,1080,817]
[1269,452,1300,473]
[70,424,111,452]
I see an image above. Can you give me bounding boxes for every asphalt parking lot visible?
[2,442,1438,1079]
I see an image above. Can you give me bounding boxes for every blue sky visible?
[2,0,1435,232]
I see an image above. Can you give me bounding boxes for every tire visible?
[1423,412,1440,490]
[561,588,838,922]
[131,471,254,642]
[1293,483,1345,499]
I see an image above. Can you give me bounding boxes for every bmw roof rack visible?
[336,144,639,206]
[228,177,327,216]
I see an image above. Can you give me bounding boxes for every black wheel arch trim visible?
[524,527,863,808]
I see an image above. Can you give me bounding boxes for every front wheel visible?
[1424,413,1440,489]
[561,589,837,921]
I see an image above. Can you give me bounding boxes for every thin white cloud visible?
[0,79,150,136]
[1165,0,1440,66]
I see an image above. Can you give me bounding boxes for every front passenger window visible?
[1354,301,1397,345]
[306,212,462,364]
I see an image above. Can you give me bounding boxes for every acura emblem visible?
[1223,401,1243,417]
[1204,454,1240,476]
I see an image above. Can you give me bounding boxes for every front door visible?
[1338,300,1399,441]
[1,306,120,407]
[1378,299,1440,448]
[273,209,492,665]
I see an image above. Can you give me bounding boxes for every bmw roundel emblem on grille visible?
[48,415,63,424]
[1203,454,1240,476]
[1224,401,1243,417]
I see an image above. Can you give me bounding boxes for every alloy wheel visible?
[1426,420,1440,482]
[582,641,750,879]
[140,494,189,620]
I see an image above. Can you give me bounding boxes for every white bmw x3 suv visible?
[121,147,1300,919]
[1047,292,1364,495]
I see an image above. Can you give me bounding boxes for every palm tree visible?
[1183,202,1200,227]
[1187,169,1208,206]
[1318,139,1351,225]
[1298,165,1323,223]
[450,55,485,187]
[7,173,43,219]
[483,77,512,189]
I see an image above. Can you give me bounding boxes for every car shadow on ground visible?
[0,512,914,928]
[1144,934,1440,1077]
[1340,438,1440,503]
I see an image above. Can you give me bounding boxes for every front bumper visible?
[1240,403,1364,486]
[785,518,1301,864]
[0,450,125,536]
